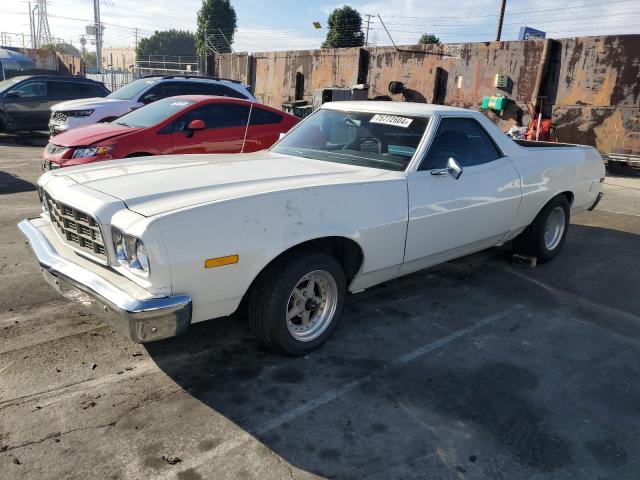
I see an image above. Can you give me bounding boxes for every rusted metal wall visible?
[215,34,640,157]
[365,44,453,102]
[18,48,58,70]
[56,52,81,75]
[216,52,250,84]
[217,40,547,127]
[364,41,547,130]
[14,48,81,75]
[250,49,362,107]
[548,35,639,157]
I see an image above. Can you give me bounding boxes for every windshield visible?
[271,109,430,171]
[114,97,196,128]
[0,78,20,94]
[107,78,158,100]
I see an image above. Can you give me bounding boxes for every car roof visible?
[142,76,246,86]
[165,95,296,117]
[321,101,472,117]
[169,95,254,102]
[8,75,102,83]
[138,76,253,98]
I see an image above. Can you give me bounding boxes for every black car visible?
[0,75,109,133]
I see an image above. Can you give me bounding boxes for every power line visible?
[373,0,639,20]
[379,9,640,29]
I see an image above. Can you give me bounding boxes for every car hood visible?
[54,152,394,217]
[49,123,140,147]
[51,97,130,111]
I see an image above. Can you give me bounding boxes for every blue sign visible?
[518,26,546,41]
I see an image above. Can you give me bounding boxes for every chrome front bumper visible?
[18,218,192,343]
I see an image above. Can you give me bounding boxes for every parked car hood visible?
[56,152,394,217]
[49,123,140,147]
[51,97,131,112]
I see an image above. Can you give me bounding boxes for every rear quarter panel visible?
[156,179,408,323]
[510,144,605,232]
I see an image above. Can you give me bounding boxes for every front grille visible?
[51,111,67,122]
[44,192,107,262]
[45,143,69,156]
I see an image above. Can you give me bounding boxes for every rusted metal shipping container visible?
[214,34,640,165]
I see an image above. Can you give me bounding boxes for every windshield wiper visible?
[115,121,133,127]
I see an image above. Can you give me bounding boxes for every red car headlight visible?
[71,145,114,159]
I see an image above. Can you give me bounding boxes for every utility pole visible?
[93,0,103,72]
[364,14,372,46]
[133,27,139,50]
[28,2,37,48]
[496,0,507,41]
[28,2,33,48]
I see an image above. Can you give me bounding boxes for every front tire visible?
[513,195,570,263]
[247,250,346,356]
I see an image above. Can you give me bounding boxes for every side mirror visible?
[187,119,205,131]
[5,91,20,99]
[184,119,205,138]
[140,93,157,104]
[430,157,463,179]
[446,157,463,179]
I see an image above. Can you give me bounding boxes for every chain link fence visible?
[87,55,202,92]
[86,69,139,91]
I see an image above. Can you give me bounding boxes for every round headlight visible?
[135,241,149,272]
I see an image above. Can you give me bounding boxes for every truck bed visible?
[514,140,576,148]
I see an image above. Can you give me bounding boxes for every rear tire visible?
[247,250,346,356]
[513,195,570,263]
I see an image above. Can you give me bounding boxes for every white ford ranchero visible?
[20,102,605,355]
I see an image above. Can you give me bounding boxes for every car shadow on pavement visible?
[0,171,37,194]
[145,223,640,479]
[0,132,48,148]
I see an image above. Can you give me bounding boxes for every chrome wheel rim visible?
[544,206,566,250]
[285,270,338,342]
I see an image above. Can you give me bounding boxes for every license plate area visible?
[42,268,94,306]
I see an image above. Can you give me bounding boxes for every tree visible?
[83,52,97,68]
[195,0,237,55]
[418,33,440,45]
[40,42,81,57]
[136,29,196,58]
[322,6,365,49]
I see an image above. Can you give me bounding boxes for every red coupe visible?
[41,96,299,169]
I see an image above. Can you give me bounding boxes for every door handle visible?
[430,169,448,176]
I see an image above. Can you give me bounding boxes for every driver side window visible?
[10,81,47,98]
[420,117,502,170]
[173,104,250,131]
[143,82,183,101]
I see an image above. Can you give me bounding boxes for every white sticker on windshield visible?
[370,114,413,128]
[170,101,190,106]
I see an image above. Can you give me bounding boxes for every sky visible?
[0,0,638,53]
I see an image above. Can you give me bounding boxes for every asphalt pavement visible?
[1,134,639,479]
